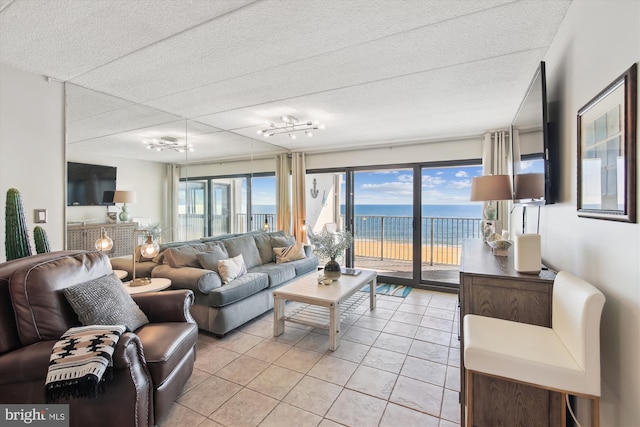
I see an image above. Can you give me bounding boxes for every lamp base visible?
[514,234,541,274]
[129,277,151,287]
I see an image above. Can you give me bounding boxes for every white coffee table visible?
[113,270,128,280]
[273,269,377,351]
[123,277,171,294]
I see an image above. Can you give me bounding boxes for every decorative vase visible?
[324,257,341,280]
[119,204,130,222]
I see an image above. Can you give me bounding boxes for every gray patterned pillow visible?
[63,273,149,331]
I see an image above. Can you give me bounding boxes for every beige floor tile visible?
[239,319,274,338]
[217,331,264,354]
[379,402,440,427]
[177,376,242,417]
[440,388,461,423]
[345,365,398,400]
[325,389,387,427]
[382,320,418,338]
[445,365,460,391]
[327,339,370,363]
[307,355,359,386]
[361,306,396,319]
[428,297,458,311]
[390,310,423,326]
[181,368,211,396]
[258,402,322,427]
[295,331,332,353]
[400,355,447,386]
[210,388,278,427]
[274,346,324,373]
[245,339,292,363]
[390,376,443,417]
[283,376,342,416]
[194,346,241,374]
[420,315,453,332]
[361,346,406,374]
[215,355,270,386]
[246,365,304,400]
[372,332,413,354]
[439,419,460,427]
[341,313,362,325]
[269,325,310,345]
[415,326,452,346]
[157,403,206,427]
[197,419,225,427]
[341,325,380,346]
[409,339,450,364]
[198,334,222,347]
[375,299,402,310]
[402,292,432,307]
[425,306,455,320]
[354,316,389,331]
[448,346,460,367]
[318,419,343,427]
[450,333,461,348]
[396,302,427,315]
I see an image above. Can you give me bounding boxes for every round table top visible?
[123,277,171,294]
[113,269,128,280]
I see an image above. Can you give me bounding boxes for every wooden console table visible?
[459,238,561,427]
[67,222,137,258]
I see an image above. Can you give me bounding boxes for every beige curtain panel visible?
[275,154,291,235]
[291,152,307,243]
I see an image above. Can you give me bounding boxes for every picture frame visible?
[577,63,637,222]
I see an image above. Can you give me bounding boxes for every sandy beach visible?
[353,240,462,265]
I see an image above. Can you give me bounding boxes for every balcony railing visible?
[179,213,481,267]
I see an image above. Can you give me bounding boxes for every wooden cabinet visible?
[67,222,137,258]
[459,238,561,427]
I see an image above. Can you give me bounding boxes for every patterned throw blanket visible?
[45,324,126,403]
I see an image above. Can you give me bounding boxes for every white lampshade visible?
[470,175,512,201]
[113,190,137,204]
[514,173,544,200]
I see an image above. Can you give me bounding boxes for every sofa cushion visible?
[63,273,149,331]
[253,233,275,265]
[163,245,207,268]
[208,273,269,307]
[288,256,320,276]
[204,241,228,256]
[218,254,247,284]
[248,263,296,287]
[270,234,296,254]
[196,246,228,273]
[222,235,262,269]
[273,243,307,264]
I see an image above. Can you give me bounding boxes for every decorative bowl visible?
[486,238,512,250]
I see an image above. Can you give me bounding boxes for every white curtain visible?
[275,154,291,235]
[291,152,307,243]
[163,164,180,243]
[482,131,511,231]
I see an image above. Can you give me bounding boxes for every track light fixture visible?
[257,115,325,139]
[142,136,194,153]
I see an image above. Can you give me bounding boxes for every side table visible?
[123,277,171,294]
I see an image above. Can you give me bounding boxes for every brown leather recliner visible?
[0,251,198,427]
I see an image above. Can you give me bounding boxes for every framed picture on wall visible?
[577,63,637,223]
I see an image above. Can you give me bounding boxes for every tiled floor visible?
[158,288,461,427]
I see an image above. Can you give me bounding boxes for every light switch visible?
[34,209,47,223]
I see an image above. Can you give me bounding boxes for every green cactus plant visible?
[5,188,32,260]
[33,225,51,254]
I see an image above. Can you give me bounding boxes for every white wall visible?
[0,64,65,261]
[542,1,639,425]
[66,152,166,228]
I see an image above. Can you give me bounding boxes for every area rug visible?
[360,283,412,298]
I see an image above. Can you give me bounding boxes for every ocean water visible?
[254,204,482,244]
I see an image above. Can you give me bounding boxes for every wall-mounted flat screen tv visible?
[67,162,117,206]
[510,61,556,205]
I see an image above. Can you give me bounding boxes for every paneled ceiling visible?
[0,0,572,164]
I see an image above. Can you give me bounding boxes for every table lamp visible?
[113,190,137,222]
[513,173,545,274]
[470,175,512,240]
[94,227,113,252]
[130,230,160,287]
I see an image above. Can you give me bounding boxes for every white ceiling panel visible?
[0,0,573,165]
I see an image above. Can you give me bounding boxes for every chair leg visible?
[466,369,473,427]
[560,393,566,427]
[592,397,600,427]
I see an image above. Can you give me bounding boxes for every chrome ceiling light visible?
[142,136,194,152]
[257,115,325,139]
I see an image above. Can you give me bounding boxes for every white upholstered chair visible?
[463,271,605,427]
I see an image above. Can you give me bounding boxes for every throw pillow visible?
[218,254,247,284]
[196,246,229,272]
[63,273,149,331]
[273,243,307,264]
[163,245,205,268]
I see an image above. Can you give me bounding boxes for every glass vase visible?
[324,257,341,280]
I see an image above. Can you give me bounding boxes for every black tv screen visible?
[67,162,117,206]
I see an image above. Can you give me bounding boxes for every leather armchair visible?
[0,251,198,427]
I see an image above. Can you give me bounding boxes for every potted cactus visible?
[4,188,52,260]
